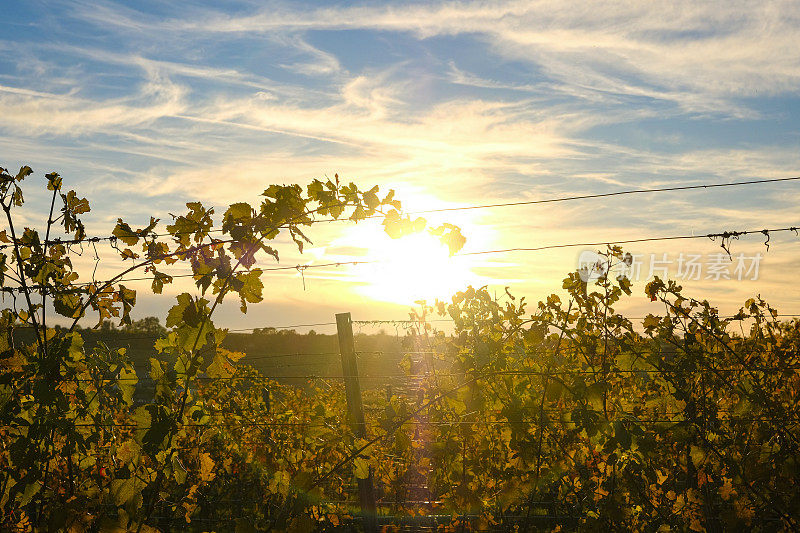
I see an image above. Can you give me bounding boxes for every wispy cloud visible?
[0,70,186,135]
[74,1,800,103]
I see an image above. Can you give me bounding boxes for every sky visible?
[1,0,799,333]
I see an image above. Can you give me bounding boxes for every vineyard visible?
[1,165,800,532]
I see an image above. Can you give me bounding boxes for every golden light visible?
[354,229,482,305]
[305,189,500,305]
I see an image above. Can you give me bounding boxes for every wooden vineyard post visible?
[262,386,271,440]
[336,312,378,533]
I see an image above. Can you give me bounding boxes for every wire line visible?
[2,176,798,248]
[405,176,800,215]
[458,225,799,256]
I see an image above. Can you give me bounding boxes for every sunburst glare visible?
[356,230,481,304]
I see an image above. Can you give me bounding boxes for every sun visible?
[354,229,481,305]
[310,189,496,306]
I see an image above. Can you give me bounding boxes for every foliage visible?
[0,166,463,531]
[1,164,799,532]
[378,247,800,531]
[124,317,167,336]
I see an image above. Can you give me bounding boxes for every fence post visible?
[336,312,378,533]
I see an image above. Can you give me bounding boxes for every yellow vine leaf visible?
[200,452,216,483]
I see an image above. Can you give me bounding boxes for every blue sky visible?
[1,1,799,331]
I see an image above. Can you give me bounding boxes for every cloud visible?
[0,69,186,135]
[446,61,541,93]
[276,34,344,76]
[117,93,575,202]
[73,1,800,107]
